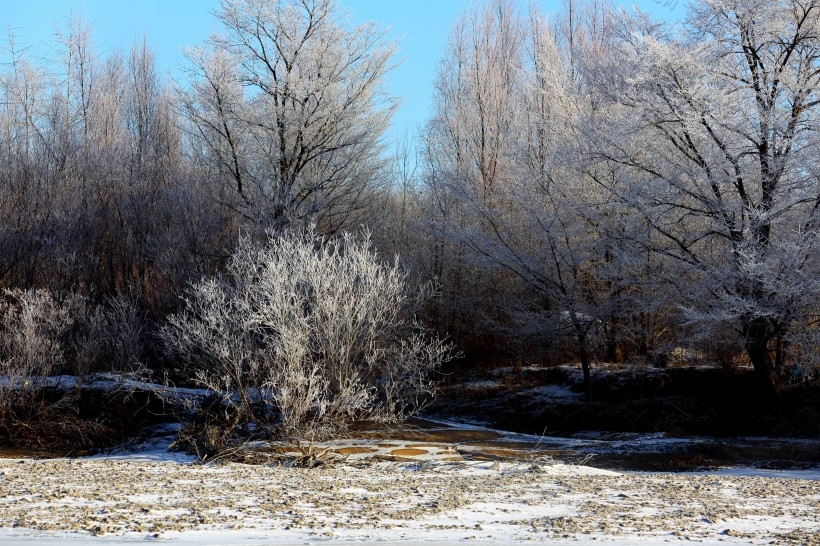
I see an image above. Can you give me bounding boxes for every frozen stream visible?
[360,417,820,475]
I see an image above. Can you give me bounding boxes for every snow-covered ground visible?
[0,429,818,546]
[1,371,818,544]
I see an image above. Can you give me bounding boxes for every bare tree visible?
[0,17,213,320]
[417,0,526,363]
[421,0,637,393]
[179,0,397,234]
[594,0,820,394]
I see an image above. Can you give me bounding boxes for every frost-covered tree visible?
[179,0,397,234]
[420,0,647,393]
[418,0,526,362]
[595,0,820,392]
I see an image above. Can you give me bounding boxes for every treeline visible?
[403,0,820,400]
[2,0,819,410]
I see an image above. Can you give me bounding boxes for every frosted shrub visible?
[70,291,148,376]
[0,289,149,407]
[101,292,147,372]
[0,289,82,408]
[161,228,454,440]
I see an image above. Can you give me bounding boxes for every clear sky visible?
[4,0,685,145]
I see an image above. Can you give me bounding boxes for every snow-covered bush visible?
[161,228,454,440]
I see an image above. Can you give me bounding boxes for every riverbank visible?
[0,443,818,545]
[0,444,820,545]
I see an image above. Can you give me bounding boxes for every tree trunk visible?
[575,327,592,400]
[743,316,780,403]
[605,318,618,363]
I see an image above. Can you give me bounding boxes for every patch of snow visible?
[0,452,817,545]
[92,424,196,464]
[1,414,818,545]
[520,384,582,401]
[454,380,500,390]
[680,467,820,481]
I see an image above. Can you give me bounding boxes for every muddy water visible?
[3,416,818,472]
[578,433,820,471]
[351,418,820,472]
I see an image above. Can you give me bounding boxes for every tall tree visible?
[179,0,397,234]
[595,0,820,394]
[422,0,632,389]
[420,0,524,363]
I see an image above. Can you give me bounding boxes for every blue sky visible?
[4,0,685,145]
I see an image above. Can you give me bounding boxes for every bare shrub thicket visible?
[73,292,149,376]
[0,290,149,409]
[0,289,79,409]
[161,228,454,441]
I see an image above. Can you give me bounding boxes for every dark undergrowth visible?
[2,364,819,470]
[429,365,820,439]
[0,386,175,457]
